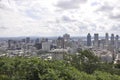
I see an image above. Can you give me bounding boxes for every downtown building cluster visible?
[87,33,120,63]
[0,33,120,63]
[87,33,119,50]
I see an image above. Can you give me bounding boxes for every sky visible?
[0,0,120,37]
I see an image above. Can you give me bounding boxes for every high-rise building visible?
[8,40,12,49]
[42,42,51,51]
[105,33,109,45]
[41,38,48,42]
[110,34,114,46]
[115,35,119,49]
[26,37,30,43]
[94,33,99,48]
[63,34,71,48]
[57,37,64,48]
[63,33,70,41]
[35,38,40,44]
[99,39,105,49]
[109,33,115,54]
[110,34,116,61]
[87,33,91,46]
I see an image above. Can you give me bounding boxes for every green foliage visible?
[0,57,82,80]
[0,50,120,80]
[93,71,120,80]
[64,50,100,74]
[64,50,120,75]
[115,63,120,69]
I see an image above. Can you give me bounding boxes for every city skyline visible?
[0,0,120,37]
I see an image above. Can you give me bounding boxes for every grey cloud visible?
[75,22,88,31]
[0,26,7,30]
[89,24,97,31]
[96,5,113,12]
[110,25,120,31]
[0,2,6,9]
[61,16,76,22]
[56,0,87,9]
[78,26,87,29]
[109,14,120,20]
[96,4,120,21]
[0,0,12,10]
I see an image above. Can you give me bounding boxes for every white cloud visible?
[0,0,120,37]
[56,0,87,9]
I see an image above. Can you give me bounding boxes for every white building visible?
[50,49,68,60]
[42,42,51,51]
[93,49,113,63]
[114,53,120,64]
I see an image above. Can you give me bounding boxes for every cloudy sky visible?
[0,0,120,37]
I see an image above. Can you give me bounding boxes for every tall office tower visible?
[63,33,71,48]
[8,40,12,49]
[99,39,105,49]
[26,37,30,43]
[35,38,40,44]
[110,34,114,46]
[63,33,70,41]
[105,33,109,45]
[42,42,51,51]
[87,33,91,46]
[57,37,64,48]
[41,38,48,42]
[110,34,117,61]
[109,34,115,55]
[94,33,99,48]
[22,39,26,43]
[115,35,119,50]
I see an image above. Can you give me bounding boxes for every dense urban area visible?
[0,33,120,63]
[0,33,120,80]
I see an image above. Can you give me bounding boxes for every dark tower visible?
[87,33,91,46]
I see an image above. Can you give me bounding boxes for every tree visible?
[65,50,100,74]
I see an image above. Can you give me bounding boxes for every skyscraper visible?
[115,35,119,49]
[110,34,114,46]
[57,37,64,48]
[110,34,116,61]
[87,33,91,46]
[109,33,115,53]
[63,33,70,41]
[94,33,99,48]
[26,37,30,43]
[105,33,109,45]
